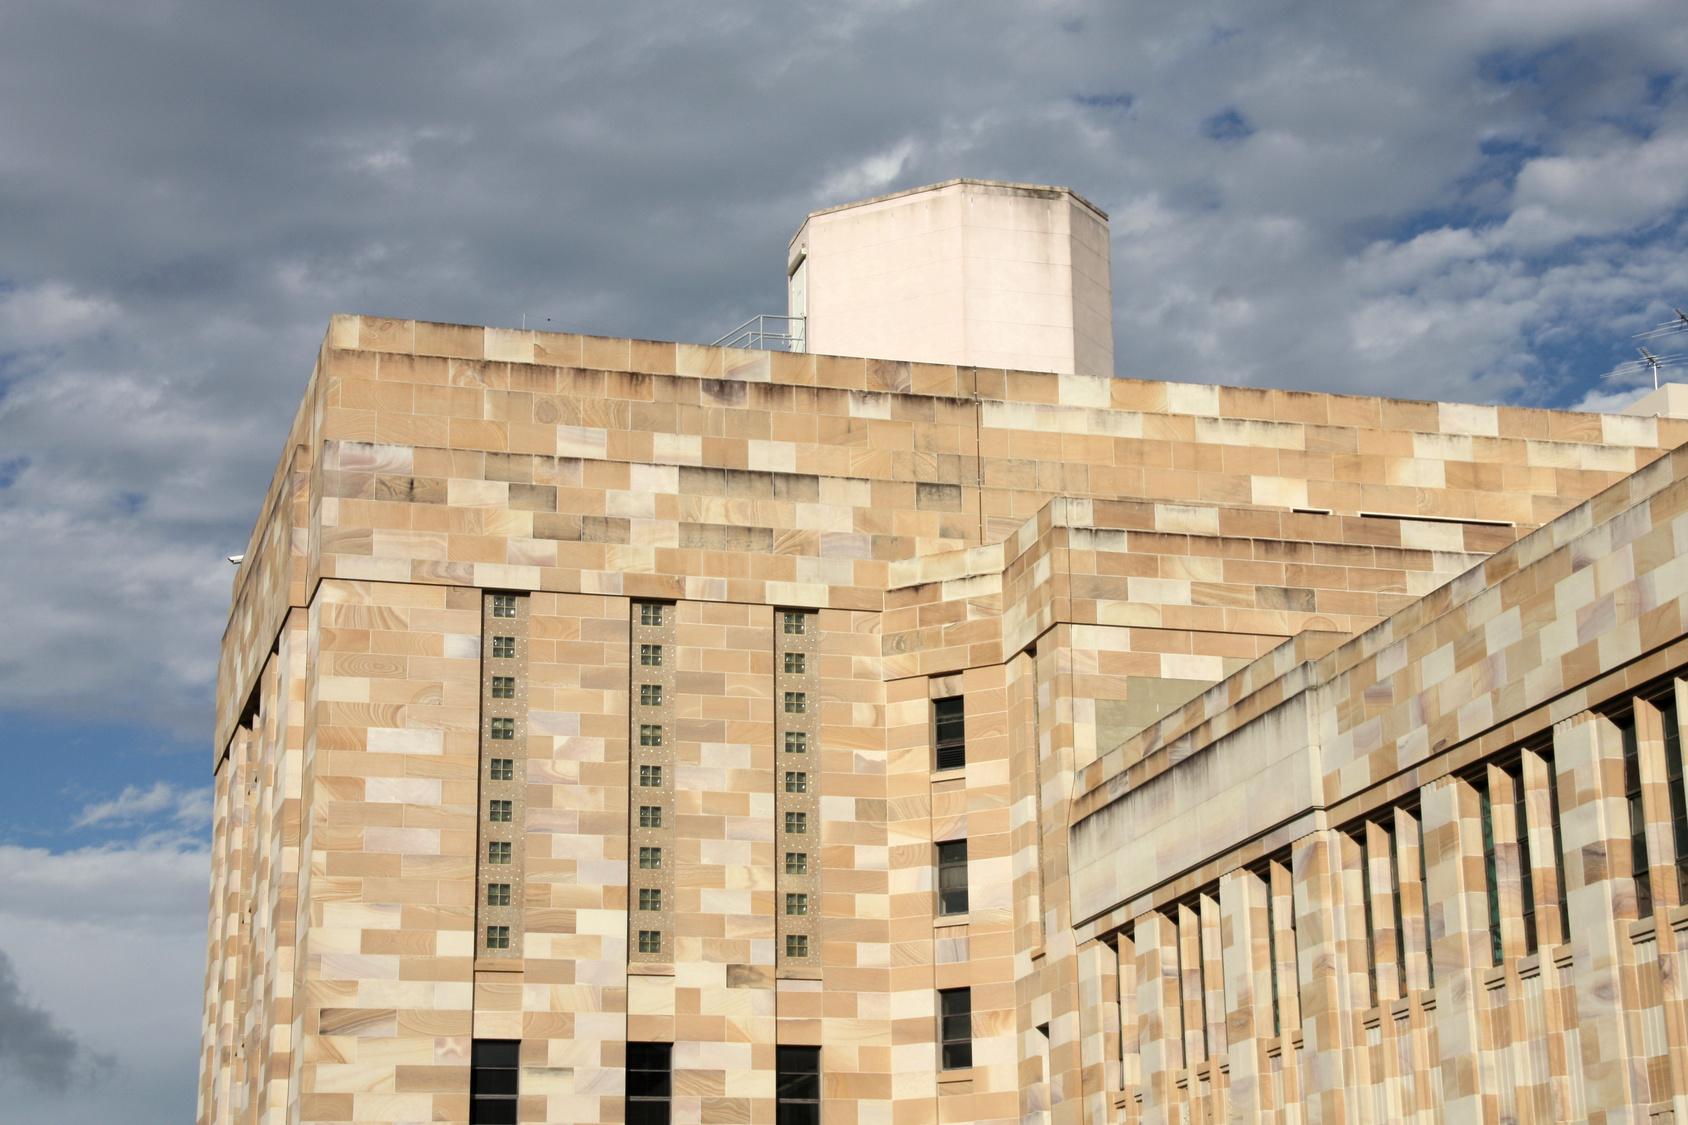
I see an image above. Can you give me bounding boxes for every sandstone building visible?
[203,182,1688,1125]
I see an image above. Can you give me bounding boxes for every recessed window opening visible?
[486,925,510,950]
[785,811,807,834]
[783,611,807,635]
[488,841,511,865]
[1479,779,1502,966]
[939,988,972,1069]
[639,603,665,627]
[937,840,968,916]
[638,930,662,954]
[490,717,514,740]
[1657,692,1688,904]
[784,652,806,674]
[489,758,514,781]
[640,684,662,706]
[785,771,807,793]
[639,847,662,869]
[1619,715,1654,919]
[487,883,511,906]
[491,676,515,699]
[934,697,965,771]
[1507,764,1538,956]
[776,1045,821,1125]
[491,636,516,658]
[1354,829,1377,1005]
[785,852,807,875]
[785,731,807,753]
[470,1039,520,1125]
[488,799,512,822]
[626,1042,672,1125]
[786,933,808,957]
[785,892,808,915]
[639,888,662,911]
[491,594,518,618]
[639,806,663,828]
[640,644,662,666]
[639,764,663,787]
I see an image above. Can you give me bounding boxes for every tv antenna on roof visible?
[1603,309,1688,388]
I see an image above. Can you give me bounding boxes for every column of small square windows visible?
[632,602,671,958]
[777,610,816,960]
[482,593,524,954]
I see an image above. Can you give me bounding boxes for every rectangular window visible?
[785,771,807,793]
[785,811,807,834]
[783,612,806,635]
[1621,717,1654,918]
[486,925,510,950]
[784,652,806,674]
[471,1039,520,1125]
[487,883,511,906]
[491,594,518,618]
[639,888,662,912]
[639,764,663,787]
[638,930,662,955]
[490,717,515,740]
[627,1042,672,1125]
[1479,783,1502,966]
[785,852,807,875]
[937,840,969,916]
[640,644,662,667]
[639,847,662,870]
[784,692,807,714]
[786,933,809,957]
[939,988,972,1069]
[492,636,516,659]
[488,799,513,822]
[934,697,965,771]
[639,806,663,829]
[639,603,664,627]
[1511,766,1538,956]
[785,731,807,754]
[640,684,662,706]
[488,841,512,865]
[776,1045,821,1125]
[640,724,663,747]
[489,758,514,781]
[491,675,515,699]
[785,892,808,916]
[1661,695,1688,904]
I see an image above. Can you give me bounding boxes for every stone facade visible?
[202,312,1688,1125]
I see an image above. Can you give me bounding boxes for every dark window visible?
[639,846,662,870]
[471,1038,520,1124]
[937,840,968,916]
[785,852,807,875]
[491,594,518,618]
[785,771,807,793]
[934,697,965,771]
[1661,695,1688,903]
[640,765,663,787]
[1354,829,1377,1002]
[784,692,807,714]
[786,933,808,957]
[641,684,662,706]
[785,811,807,834]
[1545,750,1569,944]
[1621,717,1654,918]
[489,758,514,781]
[1510,765,1538,955]
[490,717,515,740]
[639,806,662,828]
[640,644,662,667]
[776,1045,820,1125]
[627,1042,672,1125]
[785,731,807,754]
[638,930,662,954]
[488,841,511,865]
[784,652,806,674]
[1479,781,1502,965]
[489,799,513,823]
[492,636,516,659]
[640,725,663,747]
[492,676,515,699]
[639,603,664,627]
[486,925,510,950]
[487,883,511,906]
[939,988,972,1069]
[639,888,661,911]
[783,612,806,635]
[785,893,808,915]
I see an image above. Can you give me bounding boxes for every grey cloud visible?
[0,947,113,1092]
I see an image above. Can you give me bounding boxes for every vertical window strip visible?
[1511,765,1539,956]
[1661,692,1688,904]
[629,602,676,962]
[1621,716,1655,919]
[1479,779,1502,966]
[478,591,529,959]
[776,609,819,964]
[1545,748,1569,944]
[1356,829,1378,1007]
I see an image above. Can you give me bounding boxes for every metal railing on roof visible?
[711,314,806,351]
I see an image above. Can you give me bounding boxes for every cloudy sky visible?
[1,0,1687,1118]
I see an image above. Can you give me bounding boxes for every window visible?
[1511,767,1538,956]
[785,731,807,754]
[785,811,807,834]
[489,799,513,823]
[491,675,515,699]
[937,840,968,916]
[492,636,516,659]
[934,697,965,771]
[470,1039,520,1125]
[640,644,663,667]
[783,612,806,635]
[626,1042,672,1125]
[785,852,807,875]
[784,652,806,674]
[1621,717,1654,918]
[639,847,662,870]
[786,934,808,957]
[639,764,663,787]
[491,594,518,618]
[1660,695,1688,903]
[640,684,662,706]
[488,841,512,865]
[776,1045,821,1125]
[489,758,514,781]
[939,988,972,1069]
[785,771,807,793]
[784,692,807,714]
[640,724,663,747]
[639,806,663,829]
[490,717,515,740]
[639,603,665,627]
[786,893,808,915]
[486,925,510,950]
[487,883,511,906]
[638,930,662,955]
[639,888,662,911]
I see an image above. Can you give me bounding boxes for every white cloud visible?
[73,783,211,830]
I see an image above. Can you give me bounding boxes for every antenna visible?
[1605,308,1688,389]
[1640,346,1665,390]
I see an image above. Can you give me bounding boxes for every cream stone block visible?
[1165,382,1220,416]
[557,425,608,459]
[1250,475,1309,509]
[1153,503,1220,535]
[1413,431,1474,461]
[1437,401,1499,436]
[1127,578,1191,606]
[652,432,704,465]
[484,327,535,363]
[447,478,508,508]
[364,778,441,803]
[321,903,402,931]
[316,676,370,702]
[1399,520,1464,551]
